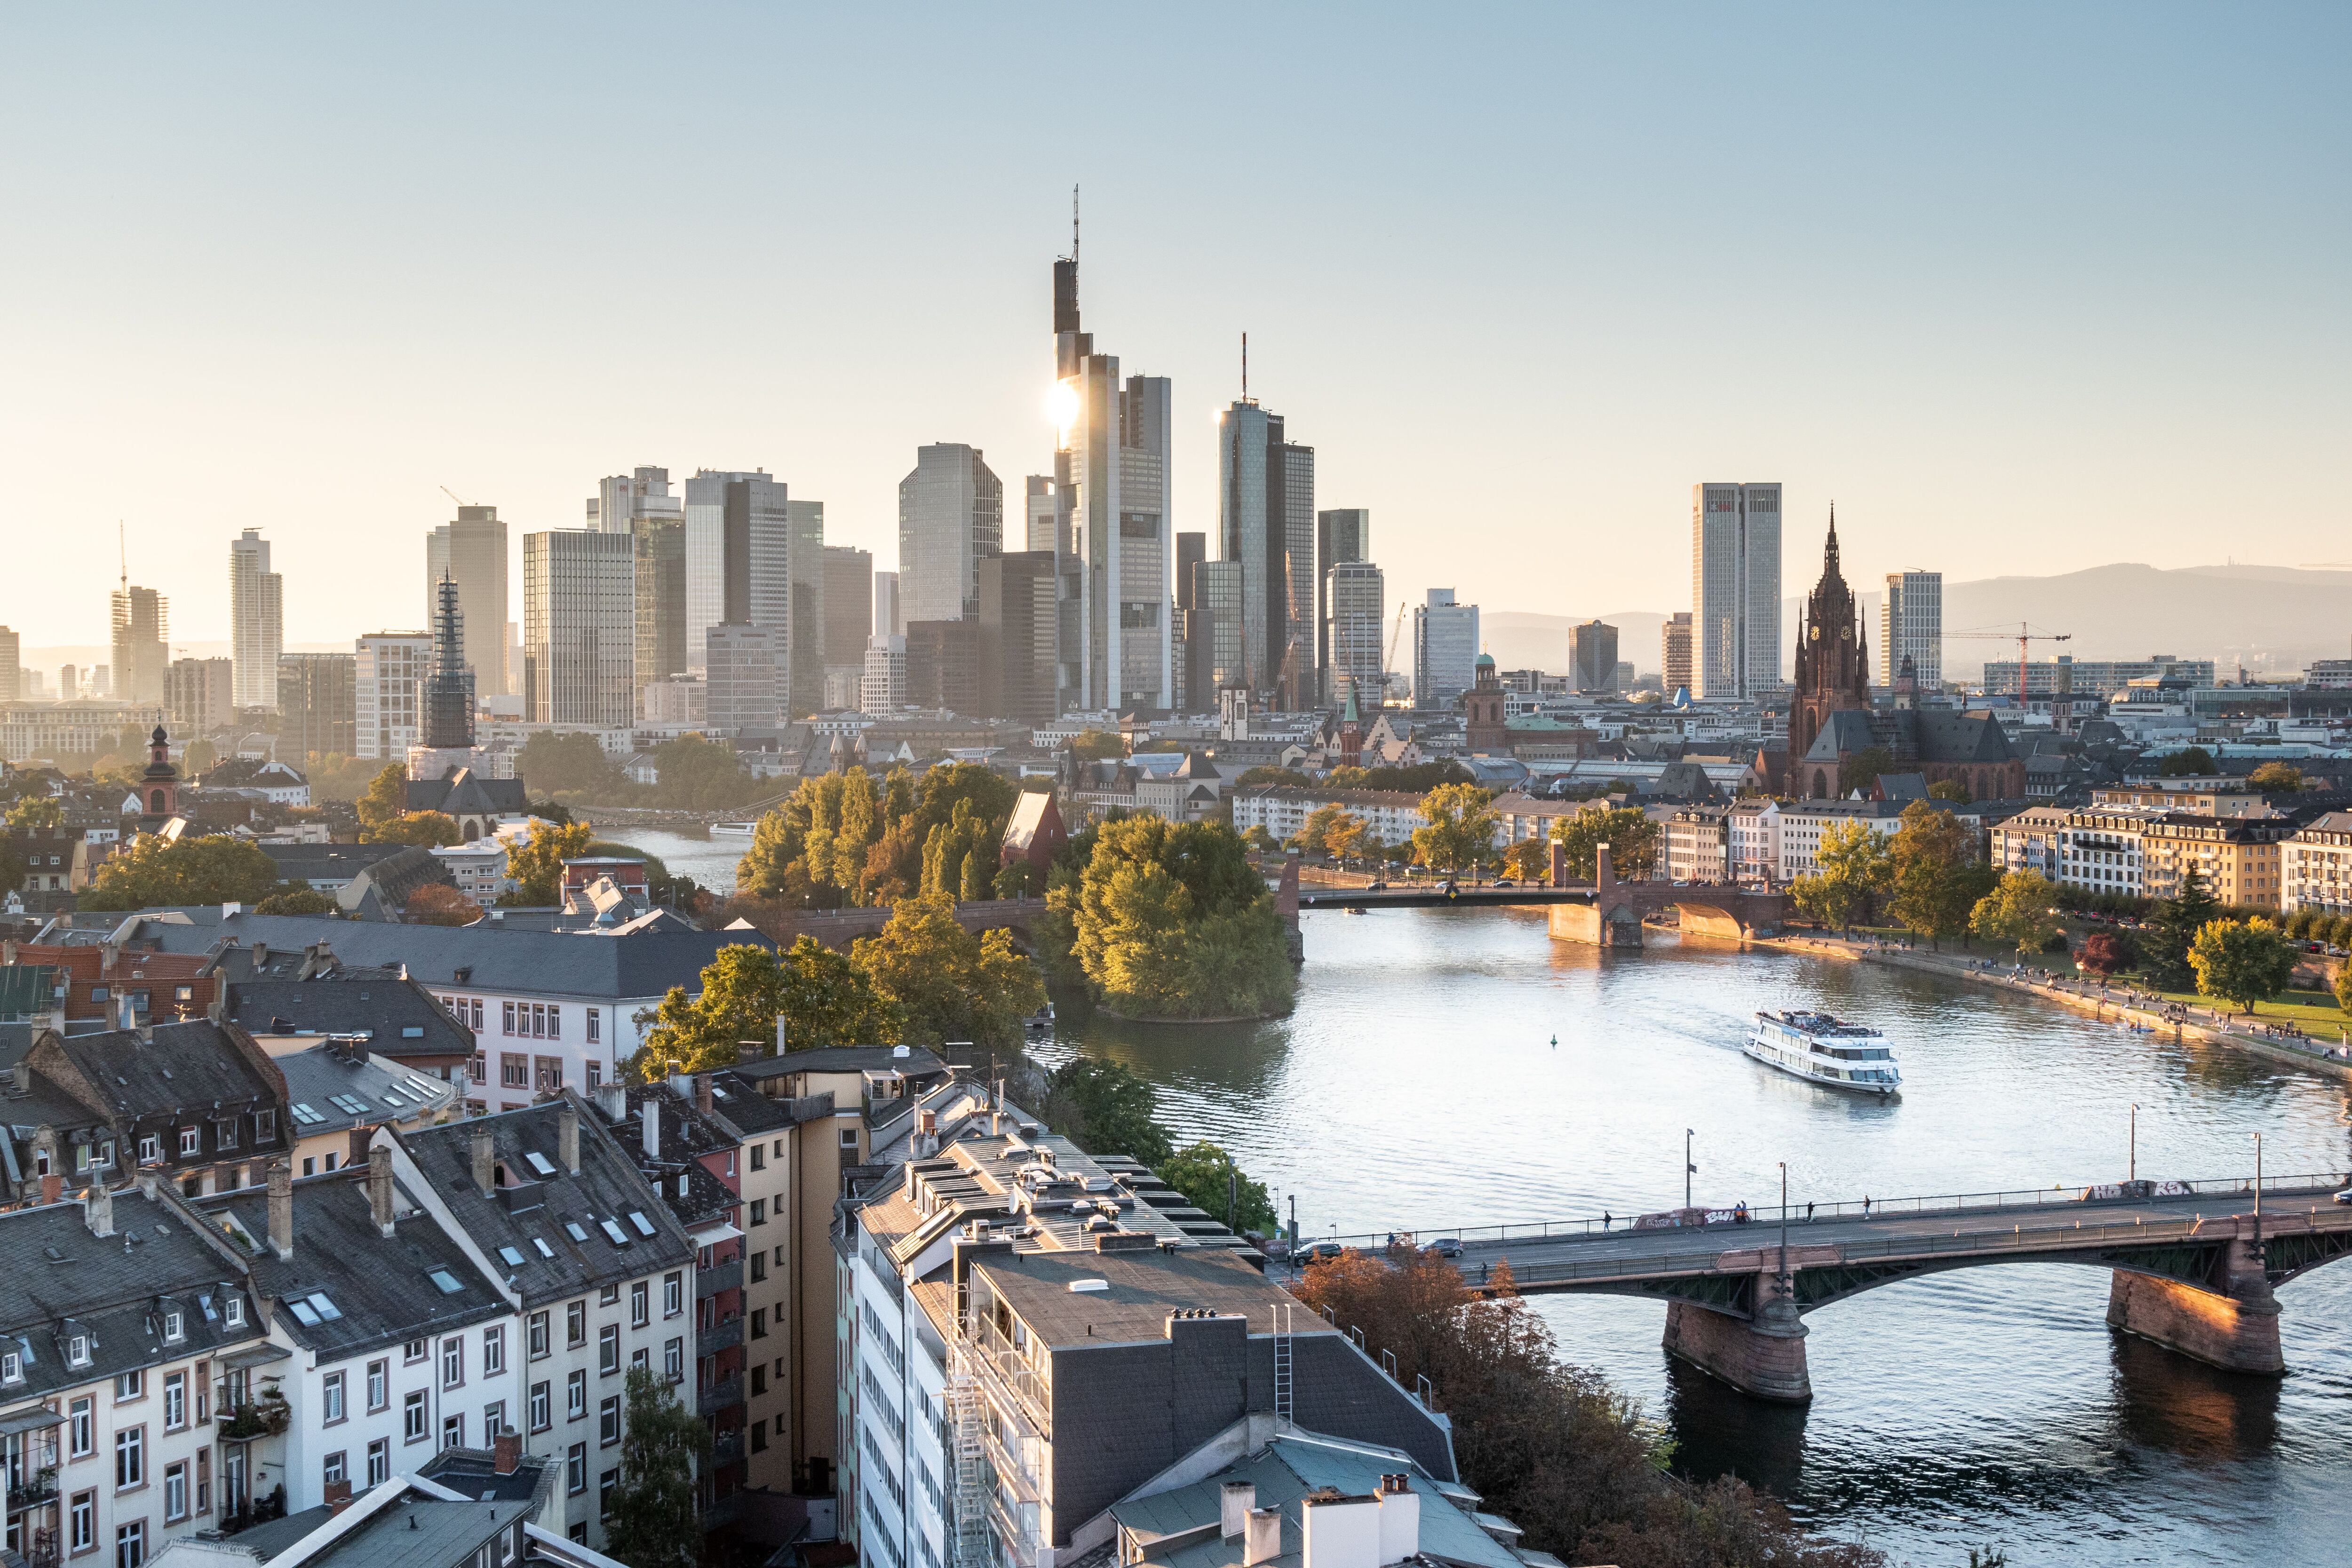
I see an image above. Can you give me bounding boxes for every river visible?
[1034,907,2352,1568]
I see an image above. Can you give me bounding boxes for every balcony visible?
[708,1429,745,1470]
[696,1258,744,1300]
[217,1395,290,1441]
[988,1492,1041,1568]
[697,1375,744,1417]
[6,1468,58,1512]
[699,1316,743,1354]
[963,1318,1052,1441]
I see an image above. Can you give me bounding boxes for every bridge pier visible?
[1661,1274,1811,1402]
[2105,1236,2283,1376]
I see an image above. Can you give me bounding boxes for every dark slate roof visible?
[260,843,417,882]
[124,911,775,1003]
[0,1186,262,1404]
[399,1098,696,1308]
[732,1045,946,1081]
[1800,709,1879,763]
[225,975,476,1059]
[286,1492,530,1568]
[591,1086,739,1230]
[406,768,529,819]
[277,1046,459,1135]
[703,1071,832,1136]
[48,1020,282,1122]
[1911,708,2016,764]
[207,1171,509,1362]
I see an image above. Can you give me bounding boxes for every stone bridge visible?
[1545,841,1790,947]
[739,897,1047,951]
[1317,1175,2352,1400]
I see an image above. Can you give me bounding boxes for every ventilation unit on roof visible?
[1067,1279,1109,1293]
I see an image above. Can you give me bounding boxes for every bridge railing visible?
[1319,1170,2350,1252]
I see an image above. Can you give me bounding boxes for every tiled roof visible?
[225,975,476,1060]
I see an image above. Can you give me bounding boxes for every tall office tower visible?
[781,499,826,719]
[861,634,906,714]
[823,546,874,666]
[977,552,1059,724]
[1413,589,1479,707]
[1215,400,1315,708]
[1570,620,1621,694]
[110,584,169,705]
[0,628,18,702]
[425,505,512,696]
[1186,559,1247,712]
[229,529,284,710]
[683,470,818,714]
[585,466,683,534]
[1881,570,1944,690]
[904,620,981,715]
[1661,611,1694,695]
[898,446,1003,626]
[1023,476,1059,553]
[1324,562,1387,709]
[164,657,235,736]
[57,666,79,702]
[521,531,636,725]
[276,652,356,760]
[632,516,686,715]
[1315,509,1369,702]
[1171,531,1206,711]
[704,623,779,736]
[1690,482,1783,699]
[353,633,432,760]
[873,571,901,639]
[1051,245,1175,713]
[422,574,476,749]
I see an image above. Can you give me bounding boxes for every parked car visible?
[1426,1237,1464,1258]
[2334,1187,2352,1206]
[1302,1240,1346,1263]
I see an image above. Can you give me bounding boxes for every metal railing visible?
[961,1316,1052,1441]
[696,1374,743,1415]
[696,1257,744,1299]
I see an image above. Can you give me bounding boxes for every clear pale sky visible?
[3,3,2345,651]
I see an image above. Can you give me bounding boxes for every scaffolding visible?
[944,1349,993,1568]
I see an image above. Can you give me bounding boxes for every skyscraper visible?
[898,446,1003,625]
[1413,589,1479,707]
[873,571,901,641]
[1882,570,1943,690]
[1023,475,1059,553]
[1315,509,1369,705]
[632,516,686,714]
[164,657,234,737]
[976,551,1059,725]
[423,574,476,750]
[425,506,512,697]
[781,499,826,719]
[1662,611,1694,695]
[276,653,356,760]
[229,529,284,711]
[110,584,168,706]
[1324,562,1387,710]
[586,466,683,534]
[1690,482,1783,700]
[1187,559,1246,709]
[354,633,431,760]
[0,628,20,703]
[1570,620,1621,694]
[1216,401,1315,707]
[705,623,779,737]
[683,470,821,716]
[823,547,874,668]
[522,531,635,725]
[1051,242,1174,713]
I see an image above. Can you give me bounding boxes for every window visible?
[663,1272,683,1316]
[366,1438,390,1487]
[366,1360,389,1412]
[70,1492,94,1553]
[68,1336,91,1369]
[405,1337,428,1364]
[629,1347,647,1374]
[586,1061,602,1089]
[137,1135,160,1164]
[749,1198,766,1226]
[663,1338,683,1382]
[587,1008,601,1043]
[749,1251,767,1283]
[216,1120,237,1152]
[750,1143,765,1171]
[598,1325,619,1375]
[162,1311,184,1343]
[223,1296,246,1329]
[501,1053,528,1089]
[114,1426,143,1489]
[482,1401,505,1441]
[528,1313,549,1359]
[404,1391,428,1443]
[535,1057,563,1092]
[548,1008,561,1042]
[528,1380,551,1432]
[565,1444,587,1495]
[566,1370,586,1420]
[321,1371,345,1424]
[115,1521,143,1568]
[598,1395,620,1447]
[164,1462,187,1523]
[751,1308,766,1339]
[471,1051,488,1083]
[321,1451,345,1488]
[116,1370,143,1401]
[441,1337,464,1388]
[599,1469,617,1520]
[483,1324,505,1375]
[503,1002,516,1036]
[598,1284,619,1307]
[630,1281,648,1327]
[70,1398,94,1457]
[531,1005,545,1039]
[255,1111,275,1143]
[441,1414,463,1451]
[566,1302,586,1347]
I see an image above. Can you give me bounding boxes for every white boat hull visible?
[1742,1034,1900,1097]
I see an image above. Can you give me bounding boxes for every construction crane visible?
[1383,600,1410,705]
[440,485,471,509]
[1949,621,2072,700]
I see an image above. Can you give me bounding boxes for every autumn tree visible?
[1292,803,1360,858]
[80,834,282,911]
[499,818,597,906]
[253,886,336,915]
[2188,916,2299,1014]
[2246,761,2304,794]
[853,898,1042,1052]
[1549,804,1660,882]
[514,730,627,798]
[2077,929,2134,980]
[1799,820,1893,932]
[6,796,66,833]
[404,883,482,927]
[366,810,461,847]
[1503,839,1552,882]
[1886,801,1995,948]
[633,938,903,1077]
[1411,783,1499,874]
[354,764,408,836]
[1968,870,2065,956]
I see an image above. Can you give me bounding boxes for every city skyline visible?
[5,8,2344,650]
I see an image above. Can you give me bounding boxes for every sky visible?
[2,3,2346,653]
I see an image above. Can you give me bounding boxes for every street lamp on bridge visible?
[1685,1128,1696,1210]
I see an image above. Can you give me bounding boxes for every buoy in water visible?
[1549,1034,1557,1048]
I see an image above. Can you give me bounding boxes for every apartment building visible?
[1774,798,1986,883]
[1229,788,1427,855]
[1728,798,1777,885]
[2055,805,2158,899]
[1990,805,2068,879]
[2283,812,2352,916]
[2140,813,2291,907]
[1661,806,1730,882]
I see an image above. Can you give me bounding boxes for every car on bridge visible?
[1426,1237,1463,1258]
[2335,1186,2352,1205]
[1366,880,1388,891]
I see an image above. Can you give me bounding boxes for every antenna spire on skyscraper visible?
[1241,332,1248,402]
[1072,183,1079,268]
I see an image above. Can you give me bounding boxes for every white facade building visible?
[1691,482,1781,700]
[1412,589,1479,707]
[1728,799,1779,885]
[230,530,285,712]
[355,632,433,761]
[1880,570,1943,690]
[2282,811,2352,916]
[521,533,636,727]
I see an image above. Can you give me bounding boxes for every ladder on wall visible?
[945,1351,992,1568]
[1272,1303,1295,1432]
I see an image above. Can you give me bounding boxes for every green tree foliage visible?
[354,764,408,835]
[181,739,220,775]
[853,898,1042,1051]
[302,752,379,804]
[1236,766,1314,788]
[1836,745,1894,797]
[1038,1058,1171,1167]
[993,859,1041,899]
[1241,825,1279,853]
[81,834,282,910]
[600,1365,707,1568]
[1412,783,1499,873]
[1549,804,1660,882]
[634,938,905,1077]
[1292,803,1360,857]
[1503,839,1551,881]
[735,763,1012,909]
[404,883,482,926]
[1969,870,2064,956]
[2246,761,2304,794]
[499,818,597,906]
[1051,816,1295,1019]
[2158,746,2217,778]
[1324,761,1474,793]
[641,733,764,809]
[2142,866,2223,990]
[2188,916,2300,1014]
[1158,1139,1277,1233]
[254,886,336,915]
[5,796,64,833]
[2335,953,2352,1015]
[366,810,461,847]
[1067,728,1126,762]
[515,730,628,797]
[1886,801,1995,948]
[1928,778,1974,804]
[1795,820,1894,932]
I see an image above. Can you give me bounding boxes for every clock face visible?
[1809,627,1820,643]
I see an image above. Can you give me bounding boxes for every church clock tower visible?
[1788,509,1872,770]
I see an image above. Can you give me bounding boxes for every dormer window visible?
[67,1335,90,1368]
[1,1351,21,1383]
[254,1111,276,1142]
[138,1135,161,1165]
[179,1127,200,1157]
[217,1121,238,1152]
[163,1311,185,1343]
[223,1297,246,1329]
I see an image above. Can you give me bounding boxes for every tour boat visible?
[710,821,758,838]
[1743,1010,1902,1096]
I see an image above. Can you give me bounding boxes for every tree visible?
[81,834,282,911]
[1411,783,1498,874]
[642,733,760,809]
[1503,839,1551,881]
[182,739,220,775]
[2335,952,2352,1016]
[1051,816,1295,1020]
[366,810,461,847]
[1067,728,1126,762]
[1969,871,2064,956]
[254,886,336,915]
[6,796,65,833]
[1928,778,1974,804]
[1241,824,1280,854]
[993,859,1040,899]
[2247,761,2304,794]
[1886,802,1994,948]
[404,883,481,926]
[1236,766,1313,788]
[853,898,1042,1052]
[1038,1058,1170,1167]
[1325,812,1370,867]
[1157,1140,1277,1234]
[500,818,597,906]
[600,1365,706,1568]
[1293,803,1360,858]
[302,752,378,804]
[1549,805,1660,882]
[2143,866,2223,990]
[1325,761,1474,794]
[514,730,627,798]
[1808,820,1894,931]
[1837,745,1894,798]
[634,938,902,1077]
[354,764,408,835]
[2188,917,2299,1014]
[2078,929,2134,979]
[2158,746,2217,778]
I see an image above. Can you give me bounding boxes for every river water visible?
[1035,907,2352,1568]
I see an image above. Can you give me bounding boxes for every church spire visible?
[1824,501,1840,577]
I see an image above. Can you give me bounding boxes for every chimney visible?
[774,1013,788,1055]
[114,992,135,1031]
[1376,1476,1420,1566]
[694,1075,714,1117]
[493,1427,522,1475]
[641,1100,660,1160]
[1244,1507,1283,1568]
[469,1124,495,1194]
[366,1144,396,1236]
[267,1159,293,1259]
[1301,1492,1380,1568]
[251,941,269,969]
[1221,1482,1257,1541]
[41,1172,61,1206]
[324,1479,355,1514]
[83,1180,114,1238]
[559,1099,580,1174]
[594,1082,628,1125]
